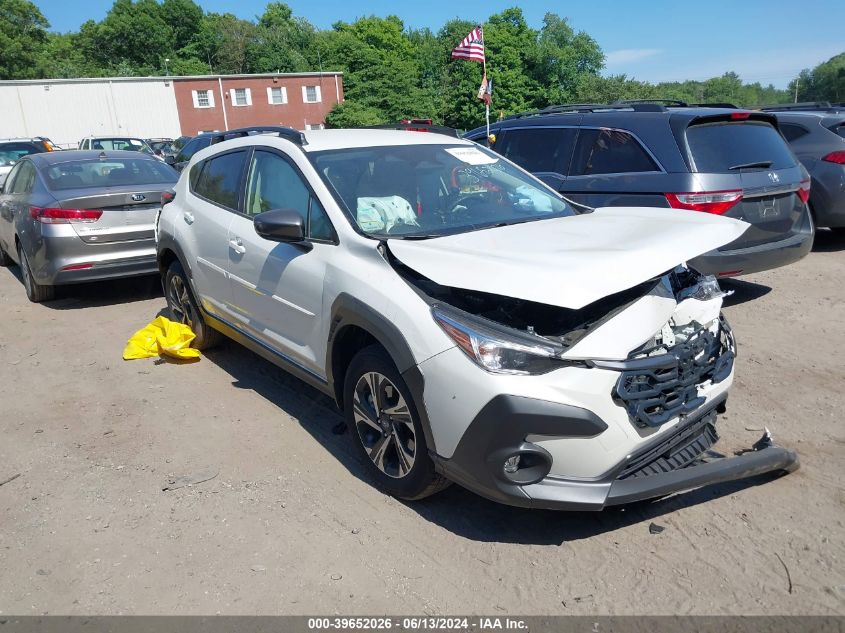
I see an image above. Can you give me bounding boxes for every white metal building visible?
[0,77,181,148]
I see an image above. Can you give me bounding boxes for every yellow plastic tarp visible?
[123,316,200,361]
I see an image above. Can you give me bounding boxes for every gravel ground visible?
[0,231,843,616]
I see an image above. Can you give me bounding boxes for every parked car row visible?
[466,101,817,277]
[0,106,826,511]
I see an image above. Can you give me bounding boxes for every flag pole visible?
[481,25,490,141]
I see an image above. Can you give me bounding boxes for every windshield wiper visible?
[728,160,773,170]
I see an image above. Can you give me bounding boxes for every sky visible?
[35,0,844,88]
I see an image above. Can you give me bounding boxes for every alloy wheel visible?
[352,371,417,479]
[168,275,195,328]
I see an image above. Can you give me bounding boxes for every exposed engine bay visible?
[390,244,719,352]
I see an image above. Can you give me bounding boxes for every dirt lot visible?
[0,232,843,616]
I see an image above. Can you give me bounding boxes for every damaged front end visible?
[390,247,798,509]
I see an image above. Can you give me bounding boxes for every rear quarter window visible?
[779,123,809,143]
[192,151,246,210]
[686,121,797,172]
[569,129,658,176]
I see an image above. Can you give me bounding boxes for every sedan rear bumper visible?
[51,255,158,284]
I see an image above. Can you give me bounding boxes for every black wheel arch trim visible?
[156,234,193,281]
[326,293,437,452]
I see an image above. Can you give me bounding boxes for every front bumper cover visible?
[433,394,799,511]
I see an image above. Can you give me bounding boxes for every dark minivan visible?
[466,102,814,277]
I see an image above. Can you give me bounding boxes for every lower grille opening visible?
[619,409,720,480]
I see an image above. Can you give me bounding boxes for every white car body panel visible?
[388,206,748,310]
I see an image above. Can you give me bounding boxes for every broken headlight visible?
[432,306,563,375]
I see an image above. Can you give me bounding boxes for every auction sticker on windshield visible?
[445,147,498,165]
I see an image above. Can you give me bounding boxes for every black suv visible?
[466,101,814,277]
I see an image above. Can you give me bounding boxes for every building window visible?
[305,123,324,131]
[302,85,321,103]
[191,89,215,109]
[267,86,287,105]
[230,88,252,107]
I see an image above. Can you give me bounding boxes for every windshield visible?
[309,144,574,238]
[0,142,41,167]
[44,158,178,190]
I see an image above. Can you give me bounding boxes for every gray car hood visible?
[388,206,748,310]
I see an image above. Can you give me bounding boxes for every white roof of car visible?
[301,129,471,152]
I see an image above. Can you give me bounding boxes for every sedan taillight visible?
[665,190,743,215]
[30,207,103,224]
[797,179,811,204]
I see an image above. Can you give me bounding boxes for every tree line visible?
[1,0,842,130]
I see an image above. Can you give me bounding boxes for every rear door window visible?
[193,151,247,210]
[686,121,797,172]
[569,129,658,176]
[497,128,576,174]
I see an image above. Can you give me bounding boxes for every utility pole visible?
[794,78,799,103]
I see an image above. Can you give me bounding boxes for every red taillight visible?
[161,191,175,205]
[730,112,751,120]
[29,207,103,224]
[665,190,743,215]
[797,178,811,204]
[822,150,845,165]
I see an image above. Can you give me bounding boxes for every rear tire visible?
[17,243,54,303]
[0,241,12,267]
[343,345,450,500]
[164,260,222,350]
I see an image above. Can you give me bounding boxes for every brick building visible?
[174,72,344,135]
[0,72,343,147]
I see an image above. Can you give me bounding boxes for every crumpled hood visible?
[388,206,748,310]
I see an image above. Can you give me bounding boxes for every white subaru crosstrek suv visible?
[155,125,798,510]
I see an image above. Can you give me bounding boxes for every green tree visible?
[0,0,49,79]
[325,101,385,127]
[249,2,315,73]
[790,53,845,103]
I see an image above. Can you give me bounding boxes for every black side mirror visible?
[254,208,306,243]
[164,154,176,165]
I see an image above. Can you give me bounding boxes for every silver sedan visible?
[0,150,178,302]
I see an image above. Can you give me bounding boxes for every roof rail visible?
[506,102,666,120]
[210,126,307,146]
[614,99,689,107]
[760,102,833,112]
[363,122,460,137]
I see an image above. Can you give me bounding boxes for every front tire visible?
[164,260,221,350]
[343,345,449,500]
[17,243,54,303]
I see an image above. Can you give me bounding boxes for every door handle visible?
[183,211,194,224]
[228,238,246,255]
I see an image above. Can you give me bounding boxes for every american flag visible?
[451,26,485,63]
